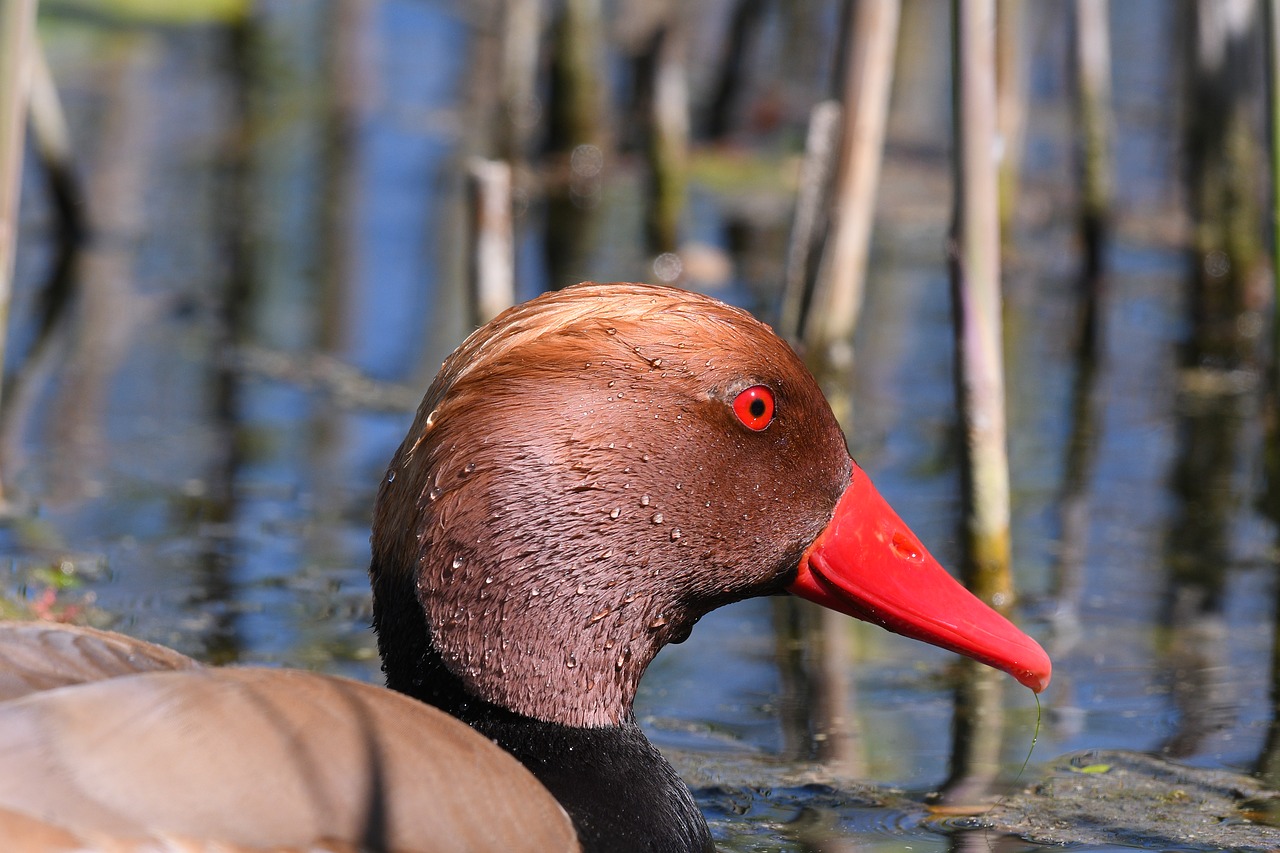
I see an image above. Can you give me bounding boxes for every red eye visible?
[732,385,775,431]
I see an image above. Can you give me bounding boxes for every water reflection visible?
[937,661,1006,809]
[1161,381,1249,759]
[772,597,862,777]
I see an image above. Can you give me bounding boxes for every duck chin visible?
[430,610,664,729]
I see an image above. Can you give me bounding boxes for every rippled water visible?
[8,2,1277,851]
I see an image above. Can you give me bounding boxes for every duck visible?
[0,282,1050,853]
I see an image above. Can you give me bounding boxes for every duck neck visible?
[482,714,713,853]
[371,563,712,853]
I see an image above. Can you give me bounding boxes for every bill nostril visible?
[890,531,923,562]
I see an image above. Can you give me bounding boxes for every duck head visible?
[371,282,1049,729]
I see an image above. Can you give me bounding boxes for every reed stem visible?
[0,0,36,392]
[806,0,900,353]
[950,0,1013,607]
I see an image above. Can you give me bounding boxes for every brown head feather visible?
[371,282,850,726]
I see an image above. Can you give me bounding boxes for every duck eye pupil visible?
[732,385,775,431]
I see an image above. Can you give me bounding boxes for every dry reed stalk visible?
[0,0,36,376]
[1184,0,1263,369]
[643,21,688,258]
[1267,0,1280,387]
[27,37,81,244]
[950,0,1013,607]
[779,100,841,342]
[806,0,900,354]
[549,0,604,153]
[995,0,1027,234]
[499,0,542,164]
[467,157,515,325]
[1072,0,1112,276]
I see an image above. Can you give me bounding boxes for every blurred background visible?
[5,0,1280,850]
